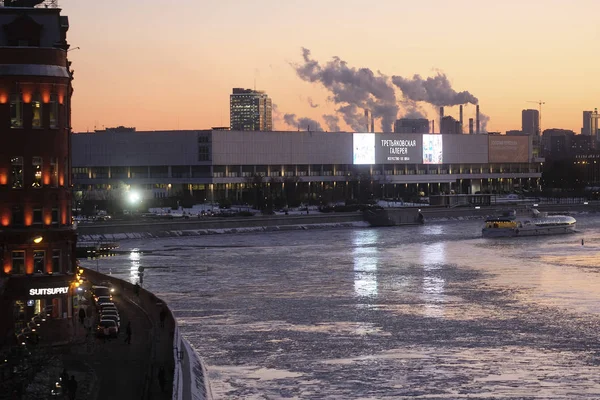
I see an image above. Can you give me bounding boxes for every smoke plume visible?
[392,73,478,106]
[479,113,490,132]
[294,48,399,132]
[284,113,324,131]
[322,114,341,132]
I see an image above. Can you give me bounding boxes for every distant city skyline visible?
[61,0,599,134]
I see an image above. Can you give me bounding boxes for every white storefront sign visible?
[29,287,70,296]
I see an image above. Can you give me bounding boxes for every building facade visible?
[229,88,273,131]
[71,130,542,206]
[522,109,540,136]
[0,4,76,344]
[393,118,429,134]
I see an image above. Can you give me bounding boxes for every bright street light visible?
[128,191,140,204]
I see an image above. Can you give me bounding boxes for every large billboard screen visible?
[422,134,443,164]
[353,133,422,164]
[353,133,375,164]
[488,136,529,163]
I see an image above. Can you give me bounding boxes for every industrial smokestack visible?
[439,107,444,134]
[431,120,435,133]
[364,109,369,132]
[468,118,474,134]
[476,105,480,134]
[459,105,464,133]
[371,117,375,133]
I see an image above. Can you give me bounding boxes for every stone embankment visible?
[75,203,600,240]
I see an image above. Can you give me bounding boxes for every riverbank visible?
[75,203,600,241]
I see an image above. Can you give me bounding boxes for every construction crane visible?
[527,100,545,136]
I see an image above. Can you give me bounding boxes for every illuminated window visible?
[32,94,42,128]
[10,93,22,128]
[50,158,58,187]
[51,208,58,225]
[32,157,42,188]
[11,156,23,188]
[34,251,45,274]
[52,250,60,273]
[12,251,25,274]
[49,93,58,129]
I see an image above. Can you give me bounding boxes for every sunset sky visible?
[61,0,599,134]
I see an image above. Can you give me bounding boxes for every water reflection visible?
[129,249,141,284]
[353,230,379,298]
[419,242,446,318]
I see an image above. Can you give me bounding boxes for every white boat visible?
[482,209,576,238]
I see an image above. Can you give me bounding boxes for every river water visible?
[82,214,600,399]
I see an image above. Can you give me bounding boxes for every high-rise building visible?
[0,2,76,342]
[393,118,429,134]
[230,88,273,131]
[522,109,540,136]
[582,111,593,136]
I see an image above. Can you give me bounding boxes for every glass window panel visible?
[52,250,60,273]
[10,93,22,128]
[11,156,23,188]
[34,251,45,274]
[49,93,58,129]
[32,94,42,128]
[33,208,42,225]
[12,251,25,274]
[50,158,58,187]
[32,156,42,188]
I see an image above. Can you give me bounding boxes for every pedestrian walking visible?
[158,366,166,392]
[124,322,132,344]
[159,307,167,328]
[78,307,86,325]
[67,375,77,400]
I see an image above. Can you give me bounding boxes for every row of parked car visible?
[91,285,121,337]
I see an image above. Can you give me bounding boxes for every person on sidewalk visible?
[67,375,77,400]
[124,322,132,344]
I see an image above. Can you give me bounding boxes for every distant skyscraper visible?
[582,111,593,135]
[394,118,430,133]
[522,109,540,135]
[230,88,273,131]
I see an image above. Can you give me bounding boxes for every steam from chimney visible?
[294,48,399,132]
[322,114,341,131]
[391,73,478,106]
[284,113,324,132]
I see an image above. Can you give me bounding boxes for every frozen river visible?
[82,214,600,399]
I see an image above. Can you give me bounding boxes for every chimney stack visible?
[364,109,369,132]
[468,118,474,134]
[431,120,435,133]
[371,117,375,133]
[439,107,444,134]
[459,105,464,134]
[476,105,480,134]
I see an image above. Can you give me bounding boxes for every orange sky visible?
[61,0,599,134]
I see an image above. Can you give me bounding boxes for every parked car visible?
[101,314,120,328]
[101,309,119,318]
[98,302,117,312]
[95,296,112,305]
[96,320,118,337]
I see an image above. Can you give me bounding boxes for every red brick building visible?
[0,3,76,344]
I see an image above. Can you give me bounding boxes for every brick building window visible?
[11,206,23,227]
[32,94,42,128]
[52,250,60,273]
[33,209,42,225]
[49,94,58,129]
[34,251,45,274]
[32,157,42,188]
[11,156,23,188]
[51,208,58,225]
[50,158,58,187]
[12,251,25,274]
[10,94,22,128]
